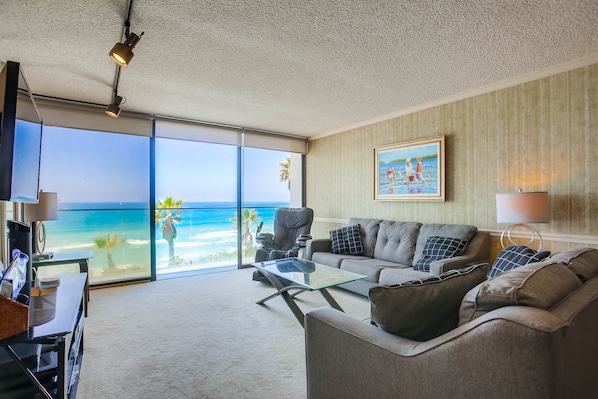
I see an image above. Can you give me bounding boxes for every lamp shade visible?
[496,192,550,224]
[24,191,58,222]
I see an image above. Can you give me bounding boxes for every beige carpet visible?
[78,268,370,399]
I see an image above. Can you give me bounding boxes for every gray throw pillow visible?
[459,261,582,325]
[369,263,489,341]
[547,247,598,283]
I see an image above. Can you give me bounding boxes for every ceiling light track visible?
[106,0,143,118]
[109,0,144,67]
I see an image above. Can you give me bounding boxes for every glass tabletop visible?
[252,258,366,290]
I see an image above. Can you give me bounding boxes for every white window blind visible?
[155,119,242,146]
[34,97,152,137]
[244,129,307,154]
[156,120,307,154]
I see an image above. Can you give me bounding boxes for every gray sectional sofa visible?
[305,247,598,399]
[305,218,490,296]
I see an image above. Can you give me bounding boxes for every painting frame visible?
[374,135,445,202]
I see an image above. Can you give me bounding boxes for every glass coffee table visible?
[252,258,366,327]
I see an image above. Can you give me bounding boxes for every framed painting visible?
[374,135,445,201]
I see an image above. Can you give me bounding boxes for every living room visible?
[1,1,597,398]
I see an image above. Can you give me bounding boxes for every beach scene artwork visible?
[375,135,445,201]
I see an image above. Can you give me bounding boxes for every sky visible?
[40,126,290,204]
[155,138,290,203]
[378,142,439,164]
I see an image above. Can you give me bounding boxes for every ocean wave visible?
[126,239,151,246]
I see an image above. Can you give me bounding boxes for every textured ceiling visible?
[1,0,597,139]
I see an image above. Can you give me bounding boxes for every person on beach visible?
[405,158,413,186]
[415,157,424,184]
[386,167,397,184]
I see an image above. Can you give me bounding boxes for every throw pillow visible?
[459,261,581,325]
[369,263,489,341]
[413,236,468,272]
[329,224,364,255]
[547,247,598,283]
[487,245,551,278]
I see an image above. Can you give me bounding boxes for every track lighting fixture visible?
[106,0,140,117]
[109,23,144,67]
[105,94,124,118]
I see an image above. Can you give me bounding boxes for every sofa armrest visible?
[429,257,485,275]
[305,238,331,260]
[429,231,490,275]
[305,306,570,399]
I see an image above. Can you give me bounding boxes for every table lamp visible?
[496,190,550,251]
[24,190,58,260]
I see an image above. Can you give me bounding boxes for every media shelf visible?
[0,274,87,399]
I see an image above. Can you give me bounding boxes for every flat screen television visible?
[0,61,43,203]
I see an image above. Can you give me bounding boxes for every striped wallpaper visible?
[306,63,598,260]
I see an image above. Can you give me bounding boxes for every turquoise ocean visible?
[43,202,288,282]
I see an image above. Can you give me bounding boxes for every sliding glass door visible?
[25,116,306,284]
[240,147,292,265]
[38,126,151,284]
[154,137,238,274]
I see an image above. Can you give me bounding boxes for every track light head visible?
[105,95,124,118]
[109,30,144,67]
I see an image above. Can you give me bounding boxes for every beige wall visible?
[306,63,598,260]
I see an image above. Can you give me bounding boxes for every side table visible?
[0,273,87,399]
[32,250,94,317]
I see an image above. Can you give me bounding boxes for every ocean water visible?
[43,202,287,282]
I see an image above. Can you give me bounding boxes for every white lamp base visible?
[32,221,53,259]
[500,223,544,252]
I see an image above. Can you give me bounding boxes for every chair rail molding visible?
[313,217,598,245]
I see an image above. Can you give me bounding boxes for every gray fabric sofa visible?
[305,247,598,399]
[305,218,490,296]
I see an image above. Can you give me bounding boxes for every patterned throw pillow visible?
[487,245,551,278]
[413,236,468,272]
[329,224,364,255]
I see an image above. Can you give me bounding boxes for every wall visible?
[306,63,598,259]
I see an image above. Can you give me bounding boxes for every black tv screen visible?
[0,61,43,203]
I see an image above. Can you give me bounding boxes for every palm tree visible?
[231,208,261,249]
[155,196,183,264]
[94,233,126,270]
[279,156,291,190]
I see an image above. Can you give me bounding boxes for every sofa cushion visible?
[369,263,489,341]
[340,259,387,282]
[348,218,383,258]
[547,247,598,283]
[413,236,468,272]
[412,224,477,266]
[330,224,364,255]
[312,252,370,269]
[373,221,421,265]
[459,261,582,325]
[487,245,551,278]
